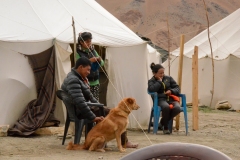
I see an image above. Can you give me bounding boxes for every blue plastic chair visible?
[147,91,188,135]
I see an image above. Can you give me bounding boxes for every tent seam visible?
[0,14,52,37]
[57,0,85,30]
[57,0,143,47]
[27,0,53,37]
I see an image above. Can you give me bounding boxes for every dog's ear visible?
[126,98,134,104]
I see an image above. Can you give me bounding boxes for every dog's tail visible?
[66,141,85,150]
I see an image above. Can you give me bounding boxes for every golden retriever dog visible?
[66,97,140,152]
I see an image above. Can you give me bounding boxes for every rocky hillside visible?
[97,0,240,52]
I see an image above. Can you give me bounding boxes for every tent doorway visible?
[69,44,108,106]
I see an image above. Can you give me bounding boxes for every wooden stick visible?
[175,34,185,130]
[72,16,77,64]
[167,11,170,75]
[202,0,214,107]
[71,16,77,134]
[192,46,199,131]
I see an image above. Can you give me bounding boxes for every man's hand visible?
[93,116,104,122]
[165,90,171,95]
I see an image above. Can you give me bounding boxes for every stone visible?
[0,125,9,137]
[35,126,73,136]
[215,100,232,110]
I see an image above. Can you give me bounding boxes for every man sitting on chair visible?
[61,57,104,123]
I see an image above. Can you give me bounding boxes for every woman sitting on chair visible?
[148,63,181,134]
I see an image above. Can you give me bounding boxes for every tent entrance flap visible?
[8,46,60,136]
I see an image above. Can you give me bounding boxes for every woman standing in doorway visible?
[76,32,104,101]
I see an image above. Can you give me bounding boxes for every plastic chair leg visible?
[74,119,85,144]
[184,110,188,136]
[85,122,94,139]
[182,94,188,136]
[148,109,153,133]
[153,109,160,134]
[62,116,70,145]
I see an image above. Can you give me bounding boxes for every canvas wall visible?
[163,55,240,110]
[105,43,155,128]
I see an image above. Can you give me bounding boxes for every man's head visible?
[78,32,92,49]
[75,57,91,78]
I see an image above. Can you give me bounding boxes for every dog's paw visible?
[96,149,106,152]
[104,148,112,151]
[120,148,126,153]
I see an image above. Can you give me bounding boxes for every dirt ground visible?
[1,109,240,160]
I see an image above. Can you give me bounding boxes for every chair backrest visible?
[147,90,159,107]
[120,142,231,160]
[56,90,76,121]
[150,95,154,102]
[56,90,105,121]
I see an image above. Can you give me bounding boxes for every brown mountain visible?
[96,0,240,52]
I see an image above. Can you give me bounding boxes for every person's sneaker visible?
[150,122,163,130]
[163,130,171,134]
[158,123,163,130]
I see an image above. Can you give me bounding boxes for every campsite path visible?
[0,110,240,160]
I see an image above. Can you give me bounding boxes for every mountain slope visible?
[97,0,240,52]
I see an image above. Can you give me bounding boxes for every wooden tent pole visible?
[70,16,77,135]
[175,34,185,130]
[192,46,199,131]
[202,0,214,107]
[72,16,77,64]
[167,11,170,75]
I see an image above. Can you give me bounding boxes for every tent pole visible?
[71,16,77,135]
[167,11,170,75]
[72,16,77,65]
[175,34,185,130]
[192,46,199,131]
[202,0,214,107]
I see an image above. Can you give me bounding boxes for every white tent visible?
[165,8,240,110]
[0,0,160,128]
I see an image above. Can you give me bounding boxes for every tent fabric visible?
[8,46,59,136]
[172,9,240,60]
[164,55,240,110]
[166,8,240,110]
[0,0,144,47]
[0,0,160,129]
[54,42,72,123]
[105,43,153,128]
